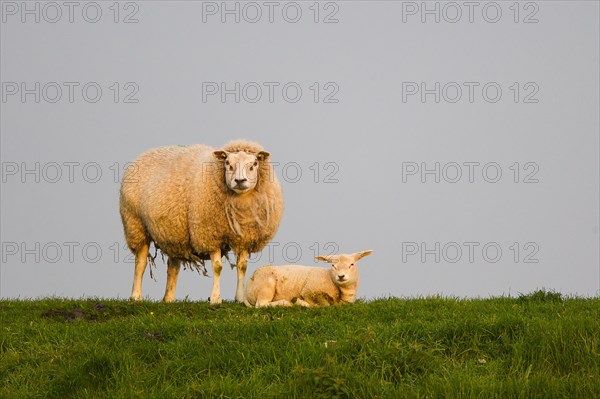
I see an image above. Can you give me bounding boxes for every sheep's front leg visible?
[235,250,249,302]
[163,257,181,303]
[209,250,223,304]
[130,243,149,301]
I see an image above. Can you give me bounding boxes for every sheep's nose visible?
[235,178,247,185]
[338,275,345,281]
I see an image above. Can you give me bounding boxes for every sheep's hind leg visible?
[251,279,277,307]
[163,257,181,303]
[209,250,223,305]
[130,243,150,301]
[235,250,249,303]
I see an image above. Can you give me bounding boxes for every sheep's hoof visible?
[130,294,142,301]
[209,295,222,305]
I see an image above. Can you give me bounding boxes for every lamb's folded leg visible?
[257,299,294,307]
[291,298,311,307]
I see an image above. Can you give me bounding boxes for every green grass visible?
[1,290,598,398]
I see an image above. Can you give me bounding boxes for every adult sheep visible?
[119,139,283,304]
[244,250,373,307]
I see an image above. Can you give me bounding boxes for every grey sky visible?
[1,1,598,300]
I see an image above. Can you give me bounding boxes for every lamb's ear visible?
[315,255,336,263]
[354,250,373,261]
[213,150,228,161]
[257,151,270,161]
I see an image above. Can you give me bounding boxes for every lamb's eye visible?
[229,166,234,171]
[225,161,229,166]
[253,161,258,166]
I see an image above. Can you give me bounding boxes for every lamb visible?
[119,139,283,304]
[244,250,373,307]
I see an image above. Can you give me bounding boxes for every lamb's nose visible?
[235,178,247,185]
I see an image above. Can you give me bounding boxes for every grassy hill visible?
[1,291,598,398]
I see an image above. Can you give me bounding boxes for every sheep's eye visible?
[253,161,258,166]
[350,263,354,267]
[229,166,234,171]
[249,166,254,171]
[225,161,229,166]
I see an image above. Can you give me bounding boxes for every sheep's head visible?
[213,150,270,194]
[316,250,373,287]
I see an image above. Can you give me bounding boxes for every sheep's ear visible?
[257,151,270,161]
[213,150,228,161]
[315,255,336,263]
[354,250,373,261]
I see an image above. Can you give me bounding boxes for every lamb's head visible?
[316,250,373,287]
[213,150,270,194]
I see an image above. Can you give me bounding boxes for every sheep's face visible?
[213,150,270,194]
[316,250,373,287]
